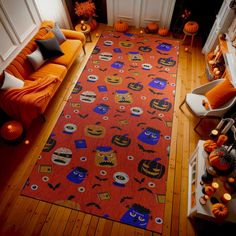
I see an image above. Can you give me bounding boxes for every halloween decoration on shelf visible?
[211,203,229,220]
[203,139,217,153]
[114,20,129,32]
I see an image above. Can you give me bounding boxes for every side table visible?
[75,23,92,55]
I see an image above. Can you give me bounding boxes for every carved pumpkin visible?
[112,134,131,147]
[212,203,228,220]
[138,158,165,179]
[184,21,199,33]
[85,124,105,138]
[114,20,129,32]
[147,22,158,33]
[158,27,169,36]
[203,140,217,153]
[208,148,232,172]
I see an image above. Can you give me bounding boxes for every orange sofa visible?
[0,21,86,129]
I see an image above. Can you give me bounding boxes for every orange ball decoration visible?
[1,121,23,141]
[184,21,199,33]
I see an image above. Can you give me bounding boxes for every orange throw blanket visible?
[0,75,60,128]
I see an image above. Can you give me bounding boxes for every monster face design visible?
[85,124,105,138]
[95,146,117,167]
[104,40,114,46]
[119,41,134,48]
[93,103,109,115]
[67,166,88,184]
[92,46,100,54]
[128,82,143,91]
[128,52,143,61]
[149,78,167,90]
[87,75,99,82]
[130,107,143,116]
[115,90,133,104]
[105,75,123,85]
[141,63,152,70]
[158,57,176,66]
[113,172,129,187]
[120,204,150,229]
[138,158,165,179]
[150,98,172,112]
[99,52,113,61]
[139,46,152,52]
[51,147,72,165]
[156,42,173,52]
[111,61,124,69]
[80,91,96,103]
[72,82,82,94]
[64,123,77,134]
[138,127,160,145]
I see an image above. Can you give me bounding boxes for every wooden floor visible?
[0,24,214,236]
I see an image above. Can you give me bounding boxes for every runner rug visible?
[22,30,179,233]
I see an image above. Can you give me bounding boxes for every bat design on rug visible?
[78,114,89,119]
[157,50,168,55]
[159,70,169,73]
[99,68,108,72]
[137,122,146,127]
[150,116,162,121]
[92,184,102,189]
[125,76,136,80]
[138,187,153,194]
[120,196,133,203]
[110,126,122,130]
[114,114,122,117]
[148,88,163,95]
[86,202,101,209]
[67,195,75,200]
[138,144,156,153]
[95,176,108,181]
[156,65,163,69]
[147,110,156,115]
[148,74,156,77]
[47,183,61,191]
[137,41,144,44]
[116,109,126,113]
[134,177,145,184]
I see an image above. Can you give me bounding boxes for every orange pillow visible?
[205,79,236,108]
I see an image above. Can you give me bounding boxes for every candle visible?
[81,20,84,25]
[81,25,87,31]
[212,182,219,192]
[140,30,144,34]
[221,193,231,204]
[216,134,228,147]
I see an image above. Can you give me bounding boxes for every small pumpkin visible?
[184,21,199,33]
[88,18,98,31]
[158,27,169,36]
[211,203,228,220]
[203,140,217,153]
[146,22,158,34]
[114,20,129,32]
[202,185,215,196]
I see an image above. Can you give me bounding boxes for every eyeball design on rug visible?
[150,98,172,112]
[120,203,150,229]
[67,166,88,184]
[119,41,134,48]
[141,63,152,70]
[92,46,100,54]
[138,158,165,179]
[99,52,113,61]
[158,57,176,67]
[138,46,152,52]
[138,127,161,145]
[104,40,113,46]
[87,75,98,82]
[72,82,82,94]
[51,147,72,166]
[43,137,56,152]
[105,75,123,85]
[112,134,131,147]
[111,61,124,69]
[128,52,143,61]
[127,82,143,91]
[156,42,173,52]
[149,78,167,90]
[64,123,77,134]
[93,103,110,115]
[113,172,129,187]
[130,107,143,116]
[115,90,133,104]
[95,146,117,167]
[80,91,96,103]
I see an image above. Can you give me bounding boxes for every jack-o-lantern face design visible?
[150,98,172,112]
[72,82,82,94]
[158,57,176,67]
[139,46,152,52]
[112,134,131,147]
[149,78,167,90]
[92,46,100,54]
[138,158,165,179]
[85,125,106,138]
[156,43,173,52]
[119,41,134,48]
[95,146,117,167]
[115,90,133,104]
[128,82,143,91]
[105,75,123,85]
[128,52,143,61]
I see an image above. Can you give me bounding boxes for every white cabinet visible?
[106,0,176,28]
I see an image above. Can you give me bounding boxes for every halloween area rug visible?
[21,30,179,233]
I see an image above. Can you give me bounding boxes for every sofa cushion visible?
[50,39,82,68]
[29,63,67,82]
[50,23,67,44]
[27,48,47,70]
[1,71,24,90]
[36,37,64,60]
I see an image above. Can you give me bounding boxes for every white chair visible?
[179,79,236,134]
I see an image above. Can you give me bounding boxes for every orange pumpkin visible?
[203,140,217,153]
[88,18,98,31]
[158,27,169,36]
[184,21,199,33]
[147,22,158,33]
[114,20,129,32]
[211,203,228,219]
